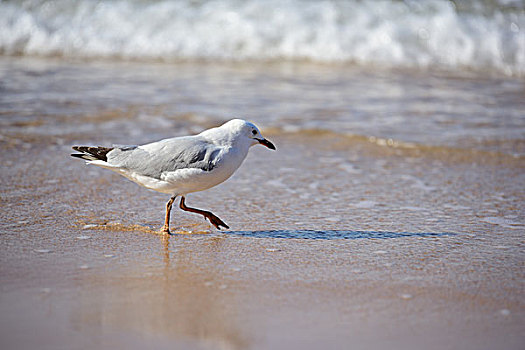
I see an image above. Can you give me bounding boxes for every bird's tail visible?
[71,146,114,162]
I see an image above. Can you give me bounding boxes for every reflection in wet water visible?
[227,230,452,240]
[68,233,251,350]
[157,234,250,350]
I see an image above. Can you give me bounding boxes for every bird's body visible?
[88,132,249,195]
[71,119,275,233]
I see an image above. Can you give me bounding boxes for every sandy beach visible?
[1,1,524,346]
[1,55,524,349]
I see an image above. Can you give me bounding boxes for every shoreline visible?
[1,57,523,349]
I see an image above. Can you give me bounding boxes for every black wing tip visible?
[71,145,113,161]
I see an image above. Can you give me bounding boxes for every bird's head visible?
[225,119,276,150]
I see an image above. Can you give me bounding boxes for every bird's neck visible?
[201,128,253,150]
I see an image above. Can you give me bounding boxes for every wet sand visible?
[1,58,524,349]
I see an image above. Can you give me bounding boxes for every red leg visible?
[160,196,177,234]
[179,196,229,230]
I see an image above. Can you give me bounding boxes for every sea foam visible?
[0,0,524,76]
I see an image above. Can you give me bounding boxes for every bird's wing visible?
[106,136,223,179]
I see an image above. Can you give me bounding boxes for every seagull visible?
[71,119,275,234]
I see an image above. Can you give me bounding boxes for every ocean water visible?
[1,56,523,236]
[1,0,523,229]
[1,0,523,154]
[1,0,524,76]
[1,58,523,156]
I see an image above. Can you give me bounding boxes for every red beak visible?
[257,138,276,150]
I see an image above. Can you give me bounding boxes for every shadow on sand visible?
[226,230,453,240]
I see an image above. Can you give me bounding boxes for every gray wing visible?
[107,136,221,179]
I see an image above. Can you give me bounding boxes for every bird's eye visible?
[252,130,257,135]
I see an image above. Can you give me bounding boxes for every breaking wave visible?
[1,0,524,76]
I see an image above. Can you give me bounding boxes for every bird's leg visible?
[161,196,177,235]
[179,196,229,230]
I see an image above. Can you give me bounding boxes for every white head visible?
[213,119,276,150]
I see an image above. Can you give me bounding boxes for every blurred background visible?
[1,0,524,154]
[1,0,524,75]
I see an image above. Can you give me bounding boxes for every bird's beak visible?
[257,138,276,150]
